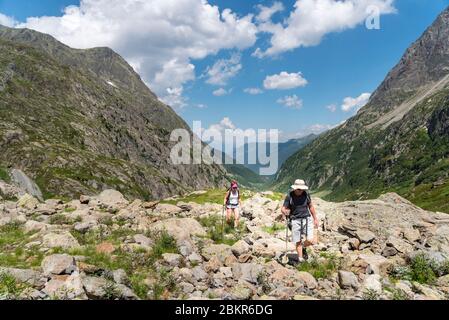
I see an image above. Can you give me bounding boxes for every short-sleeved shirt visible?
[283,191,311,219]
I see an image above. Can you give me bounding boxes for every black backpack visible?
[286,190,311,230]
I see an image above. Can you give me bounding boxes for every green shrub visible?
[262,222,285,235]
[197,215,245,245]
[409,254,437,285]
[101,282,121,300]
[0,273,27,299]
[391,288,410,300]
[49,214,71,225]
[363,289,380,300]
[389,253,447,285]
[297,253,339,279]
[149,230,178,259]
[129,273,148,299]
[151,268,177,300]
[0,167,10,183]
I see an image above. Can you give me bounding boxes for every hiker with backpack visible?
[223,180,241,229]
[281,179,319,264]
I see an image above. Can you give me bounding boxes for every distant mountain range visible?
[221,134,318,189]
[274,7,449,213]
[0,25,228,200]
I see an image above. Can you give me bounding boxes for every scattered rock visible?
[0,267,46,289]
[17,194,39,210]
[24,220,47,234]
[231,263,263,285]
[42,232,80,250]
[41,254,76,275]
[355,229,376,244]
[97,190,128,207]
[133,234,153,248]
[382,246,398,257]
[95,242,116,254]
[362,274,382,293]
[338,271,360,290]
[231,240,251,257]
[348,238,360,250]
[386,236,414,254]
[201,244,233,263]
[112,269,129,285]
[80,195,90,204]
[162,253,183,267]
[297,271,318,289]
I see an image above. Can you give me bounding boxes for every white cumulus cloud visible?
[0,13,17,27]
[16,0,258,109]
[341,92,371,112]
[263,71,308,90]
[326,104,337,112]
[244,87,263,95]
[204,53,242,86]
[254,0,396,57]
[277,95,303,110]
[212,88,230,96]
[255,2,284,23]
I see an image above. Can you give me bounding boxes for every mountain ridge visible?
[274,7,449,213]
[0,25,228,200]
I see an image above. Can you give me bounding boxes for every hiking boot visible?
[293,257,305,266]
[302,247,309,261]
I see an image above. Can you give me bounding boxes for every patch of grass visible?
[257,272,272,294]
[263,192,285,202]
[391,288,410,300]
[162,188,255,205]
[49,214,72,225]
[0,167,11,183]
[129,273,148,299]
[409,254,437,285]
[262,222,286,235]
[101,281,121,300]
[64,207,76,213]
[0,222,27,250]
[362,289,380,300]
[389,253,449,285]
[99,216,114,226]
[151,267,177,300]
[197,215,246,246]
[149,230,179,259]
[0,272,28,299]
[297,252,340,280]
[70,226,137,247]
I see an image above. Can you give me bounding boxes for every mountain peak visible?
[366,6,449,114]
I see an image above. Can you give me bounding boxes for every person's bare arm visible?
[281,206,290,218]
[309,202,319,227]
[223,191,229,206]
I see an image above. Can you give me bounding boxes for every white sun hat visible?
[290,179,309,191]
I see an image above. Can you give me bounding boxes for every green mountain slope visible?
[274,7,449,213]
[0,26,227,200]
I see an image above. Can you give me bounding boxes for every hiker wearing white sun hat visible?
[281,179,319,264]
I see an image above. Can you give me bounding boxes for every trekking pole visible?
[222,204,225,239]
[281,216,289,265]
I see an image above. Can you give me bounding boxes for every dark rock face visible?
[428,102,449,138]
[0,25,227,200]
[368,7,449,113]
[274,7,449,213]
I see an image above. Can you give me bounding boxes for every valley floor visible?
[1,184,449,300]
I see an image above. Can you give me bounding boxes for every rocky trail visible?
[1,180,449,300]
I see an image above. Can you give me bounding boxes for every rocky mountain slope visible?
[1,179,449,300]
[0,25,228,201]
[274,7,449,213]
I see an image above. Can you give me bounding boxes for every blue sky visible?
[1,0,448,141]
